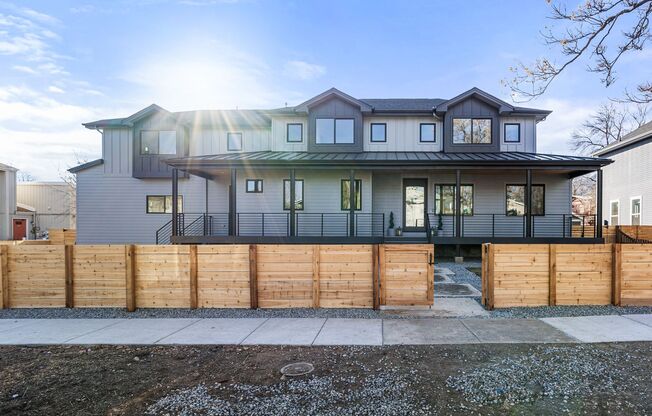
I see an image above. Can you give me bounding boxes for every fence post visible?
[372,244,380,310]
[0,245,8,309]
[549,244,557,306]
[379,245,386,306]
[612,243,622,306]
[487,244,495,310]
[125,245,136,312]
[189,245,198,309]
[65,245,74,308]
[481,244,487,306]
[312,245,320,308]
[249,244,258,309]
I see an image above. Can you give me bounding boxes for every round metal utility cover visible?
[280,362,314,377]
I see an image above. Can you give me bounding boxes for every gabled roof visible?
[83,104,174,129]
[436,87,514,114]
[594,120,652,156]
[293,87,373,113]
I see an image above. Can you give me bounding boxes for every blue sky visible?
[0,0,650,180]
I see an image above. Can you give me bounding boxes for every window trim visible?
[452,117,493,144]
[370,123,387,143]
[283,179,304,211]
[227,132,243,151]
[340,179,362,211]
[505,184,545,216]
[610,199,620,226]
[434,184,474,216]
[504,123,521,143]
[146,195,183,214]
[245,179,263,193]
[315,117,356,144]
[630,196,642,225]
[286,123,303,143]
[419,123,437,143]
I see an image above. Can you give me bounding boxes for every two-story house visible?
[71,87,611,245]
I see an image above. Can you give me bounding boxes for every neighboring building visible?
[72,87,611,245]
[0,162,18,240]
[17,182,76,238]
[595,121,652,226]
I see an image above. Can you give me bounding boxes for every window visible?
[631,197,642,225]
[246,179,263,193]
[504,123,521,143]
[506,184,545,216]
[420,123,436,142]
[341,179,362,210]
[370,123,386,142]
[146,195,183,214]
[283,179,304,210]
[434,185,474,216]
[141,130,178,155]
[316,118,355,144]
[287,123,303,143]
[610,200,619,226]
[452,118,492,144]
[227,132,243,151]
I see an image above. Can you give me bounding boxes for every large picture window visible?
[506,184,545,216]
[434,184,473,215]
[452,118,492,144]
[316,118,354,144]
[140,130,177,155]
[341,179,362,210]
[283,179,304,210]
[146,195,183,214]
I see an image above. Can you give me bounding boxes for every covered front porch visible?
[162,151,610,245]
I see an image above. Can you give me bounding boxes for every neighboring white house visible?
[17,182,76,238]
[0,162,17,240]
[595,121,652,226]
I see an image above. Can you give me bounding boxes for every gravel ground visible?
[438,261,482,291]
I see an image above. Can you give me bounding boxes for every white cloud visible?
[283,60,326,81]
[48,85,64,94]
[12,64,36,74]
[535,97,599,155]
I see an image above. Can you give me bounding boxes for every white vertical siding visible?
[0,168,17,240]
[499,117,537,153]
[102,128,133,176]
[363,116,443,152]
[190,128,271,155]
[271,116,308,152]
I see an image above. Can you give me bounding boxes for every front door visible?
[403,178,427,231]
[13,219,27,240]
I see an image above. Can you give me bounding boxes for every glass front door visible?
[403,179,427,231]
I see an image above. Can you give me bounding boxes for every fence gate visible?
[379,244,434,307]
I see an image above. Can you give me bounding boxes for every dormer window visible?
[316,118,354,144]
[504,123,521,143]
[140,130,177,155]
[452,118,491,144]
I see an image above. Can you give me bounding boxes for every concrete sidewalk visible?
[1,314,652,346]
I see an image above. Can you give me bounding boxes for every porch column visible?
[455,169,461,238]
[349,169,356,237]
[525,169,532,238]
[596,169,603,239]
[289,168,296,237]
[171,168,179,237]
[204,178,209,236]
[229,168,236,236]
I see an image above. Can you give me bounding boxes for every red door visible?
[13,219,27,240]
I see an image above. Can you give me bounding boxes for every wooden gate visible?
[379,244,434,306]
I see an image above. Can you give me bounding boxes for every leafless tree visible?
[505,0,652,103]
[16,171,35,182]
[571,102,649,154]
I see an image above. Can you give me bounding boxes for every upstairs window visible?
[316,118,354,144]
[341,179,362,210]
[370,123,386,142]
[420,123,436,142]
[146,195,183,214]
[434,184,473,215]
[287,123,303,143]
[504,123,521,143]
[227,132,243,151]
[506,184,545,216]
[452,118,492,144]
[140,130,177,155]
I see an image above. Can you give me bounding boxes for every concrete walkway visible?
[2,314,652,345]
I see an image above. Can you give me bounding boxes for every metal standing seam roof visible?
[165,151,612,168]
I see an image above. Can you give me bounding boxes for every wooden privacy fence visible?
[0,243,434,310]
[482,243,652,309]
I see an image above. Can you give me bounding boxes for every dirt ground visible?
[1,343,651,415]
